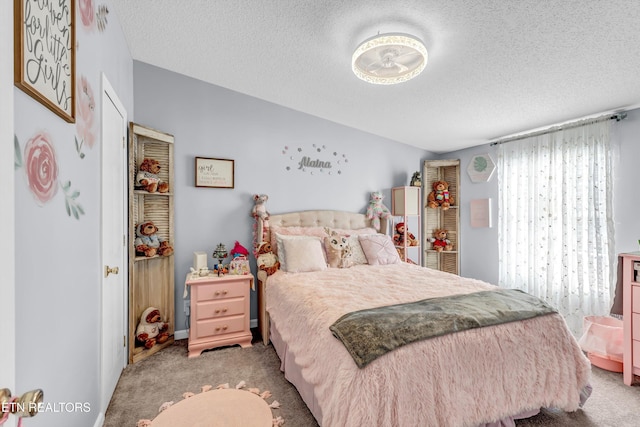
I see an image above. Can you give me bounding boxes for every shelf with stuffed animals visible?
[128,122,176,363]
[422,159,460,275]
[391,186,421,265]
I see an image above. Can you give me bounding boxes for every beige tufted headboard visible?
[256,210,389,250]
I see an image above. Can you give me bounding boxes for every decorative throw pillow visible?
[358,234,402,265]
[275,233,325,271]
[345,235,369,265]
[281,238,328,273]
[324,234,353,268]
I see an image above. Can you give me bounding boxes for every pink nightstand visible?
[622,252,640,385]
[185,273,253,358]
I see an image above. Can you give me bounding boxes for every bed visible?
[255,210,591,427]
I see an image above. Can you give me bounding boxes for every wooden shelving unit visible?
[422,159,460,275]
[128,123,175,363]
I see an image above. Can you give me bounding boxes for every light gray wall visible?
[13,2,134,425]
[132,62,436,330]
[443,107,640,286]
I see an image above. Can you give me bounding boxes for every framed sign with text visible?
[14,0,76,122]
[195,157,235,188]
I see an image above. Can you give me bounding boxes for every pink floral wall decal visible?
[78,0,109,32]
[24,132,59,205]
[75,74,97,157]
[15,134,85,219]
[78,0,95,29]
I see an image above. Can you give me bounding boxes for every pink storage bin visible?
[578,315,624,372]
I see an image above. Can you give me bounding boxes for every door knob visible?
[104,265,119,277]
[0,388,44,418]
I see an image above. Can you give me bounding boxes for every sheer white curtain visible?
[497,120,615,335]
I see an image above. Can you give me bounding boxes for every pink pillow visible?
[358,234,401,265]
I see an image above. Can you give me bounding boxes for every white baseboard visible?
[93,412,105,427]
[175,319,257,341]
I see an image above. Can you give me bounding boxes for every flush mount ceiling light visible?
[352,33,428,85]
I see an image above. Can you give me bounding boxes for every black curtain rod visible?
[489,112,628,147]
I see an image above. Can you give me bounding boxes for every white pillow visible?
[275,233,325,271]
[346,234,369,265]
[281,238,328,273]
[358,234,401,265]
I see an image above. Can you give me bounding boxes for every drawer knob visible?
[222,290,228,295]
[215,309,220,314]
[222,308,228,313]
[222,325,228,331]
[215,327,221,332]
[214,291,220,296]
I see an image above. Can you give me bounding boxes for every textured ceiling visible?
[110,0,640,153]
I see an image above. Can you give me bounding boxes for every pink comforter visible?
[266,263,591,427]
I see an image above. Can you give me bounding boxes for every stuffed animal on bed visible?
[324,228,353,268]
[366,191,392,231]
[256,241,280,275]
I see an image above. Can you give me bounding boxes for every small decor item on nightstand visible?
[229,241,250,275]
[410,171,421,187]
[212,243,228,276]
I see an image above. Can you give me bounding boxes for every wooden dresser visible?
[185,273,253,358]
[622,252,640,385]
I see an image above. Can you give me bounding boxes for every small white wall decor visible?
[282,144,349,175]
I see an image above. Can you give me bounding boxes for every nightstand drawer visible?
[197,282,246,301]
[196,298,246,321]
[633,285,640,313]
[634,340,640,368]
[193,315,246,339]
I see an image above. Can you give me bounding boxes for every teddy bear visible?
[393,222,418,247]
[428,229,453,252]
[135,307,169,349]
[427,180,454,210]
[256,241,280,275]
[366,191,392,231]
[136,158,169,193]
[134,221,174,257]
[251,194,270,220]
[324,228,353,268]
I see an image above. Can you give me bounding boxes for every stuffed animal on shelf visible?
[427,180,454,210]
[251,194,270,220]
[393,222,419,246]
[134,221,174,257]
[410,171,422,187]
[135,307,169,349]
[256,241,280,275]
[324,228,353,269]
[136,158,169,193]
[428,229,453,252]
[366,191,392,231]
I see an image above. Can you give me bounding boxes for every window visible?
[497,120,615,335]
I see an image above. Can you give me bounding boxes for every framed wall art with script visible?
[14,0,76,122]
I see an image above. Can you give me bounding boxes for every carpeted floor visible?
[104,331,640,427]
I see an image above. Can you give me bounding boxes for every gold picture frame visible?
[14,0,76,123]
[195,157,235,188]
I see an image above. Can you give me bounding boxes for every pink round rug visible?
[151,389,272,427]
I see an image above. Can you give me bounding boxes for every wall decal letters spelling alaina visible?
[282,144,349,175]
